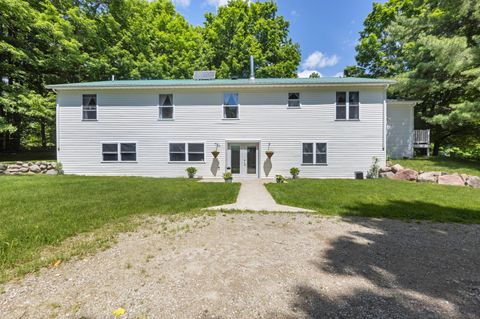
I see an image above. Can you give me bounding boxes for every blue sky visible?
[171,0,386,77]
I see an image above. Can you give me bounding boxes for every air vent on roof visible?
[193,70,216,80]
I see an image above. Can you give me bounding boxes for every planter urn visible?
[211,150,220,158]
[266,151,274,159]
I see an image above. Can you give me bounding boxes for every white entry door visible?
[228,143,258,177]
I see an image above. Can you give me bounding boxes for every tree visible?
[309,72,320,78]
[202,0,300,78]
[351,0,480,155]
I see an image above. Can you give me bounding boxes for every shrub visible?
[223,172,233,180]
[290,167,300,178]
[366,156,380,179]
[186,167,197,178]
[276,174,286,183]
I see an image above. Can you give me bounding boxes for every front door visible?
[228,143,258,177]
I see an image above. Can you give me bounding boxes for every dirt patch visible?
[1,213,479,318]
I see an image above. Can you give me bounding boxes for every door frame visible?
[225,139,261,178]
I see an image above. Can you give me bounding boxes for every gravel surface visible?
[1,213,479,319]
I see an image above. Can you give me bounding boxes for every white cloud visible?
[334,71,344,77]
[298,70,322,78]
[172,0,191,6]
[302,51,339,70]
[205,0,229,6]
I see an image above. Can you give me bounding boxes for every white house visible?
[47,76,414,179]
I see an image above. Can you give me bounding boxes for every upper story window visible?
[223,93,239,119]
[302,142,327,165]
[82,94,97,120]
[336,91,359,120]
[288,93,300,108]
[159,94,174,120]
[102,143,137,162]
[169,143,205,162]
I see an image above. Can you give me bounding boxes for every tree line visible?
[0,0,300,151]
[346,0,480,158]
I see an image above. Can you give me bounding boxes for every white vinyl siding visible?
[57,86,386,178]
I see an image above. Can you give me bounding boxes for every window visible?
[288,93,300,108]
[82,94,97,120]
[120,143,136,161]
[169,143,205,162]
[302,142,327,165]
[159,94,174,120]
[102,143,118,161]
[336,91,359,120]
[223,93,239,119]
[102,143,136,162]
[348,91,359,120]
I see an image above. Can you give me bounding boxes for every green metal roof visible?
[46,77,395,89]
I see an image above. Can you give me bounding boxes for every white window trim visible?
[158,94,175,121]
[335,91,360,121]
[287,92,301,109]
[101,142,138,163]
[168,142,206,163]
[82,94,98,121]
[301,141,328,166]
[222,92,240,120]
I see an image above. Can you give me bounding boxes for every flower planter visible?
[224,178,233,183]
[211,150,220,158]
[265,151,274,159]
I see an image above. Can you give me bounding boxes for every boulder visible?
[16,161,23,166]
[393,169,418,181]
[391,164,404,173]
[460,174,469,182]
[40,164,47,170]
[379,166,392,173]
[466,176,480,188]
[0,164,6,171]
[438,174,465,186]
[29,164,41,173]
[8,164,20,170]
[19,167,29,173]
[379,171,395,179]
[417,172,440,183]
[46,169,58,175]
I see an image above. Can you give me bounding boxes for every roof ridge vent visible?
[193,70,216,80]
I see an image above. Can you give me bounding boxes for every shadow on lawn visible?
[278,214,480,318]
[337,199,480,224]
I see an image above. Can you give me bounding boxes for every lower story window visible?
[102,143,136,162]
[169,142,205,162]
[302,142,327,165]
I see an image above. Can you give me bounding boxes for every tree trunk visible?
[432,141,440,156]
[40,121,47,148]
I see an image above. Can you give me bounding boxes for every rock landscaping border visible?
[0,161,60,175]
[379,163,480,188]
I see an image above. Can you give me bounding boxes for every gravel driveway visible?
[1,213,479,319]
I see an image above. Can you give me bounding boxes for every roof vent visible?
[193,70,216,80]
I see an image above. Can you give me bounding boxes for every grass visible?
[0,151,56,163]
[394,157,480,176]
[267,179,480,223]
[0,175,239,282]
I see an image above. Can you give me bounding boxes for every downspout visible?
[54,89,60,163]
[383,85,388,156]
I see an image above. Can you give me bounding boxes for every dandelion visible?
[113,307,126,317]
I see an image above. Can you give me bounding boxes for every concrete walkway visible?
[206,179,314,212]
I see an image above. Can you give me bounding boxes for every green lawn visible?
[267,179,480,223]
[0,175,239,282]
[394,157,480,176]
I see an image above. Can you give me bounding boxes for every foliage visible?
[394,157,480,176]
[290,167,300,178]
[309,72,320,78]
[223,172,233,179]
[275,174,286,183]
[0,175,240,282]
[186,167,197,178]
[266,179,480,223]
[440,145,480,161]
[349,0,480,154]
[366,156,380,179]
[0,0,300,151]
[202,0,300,78]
